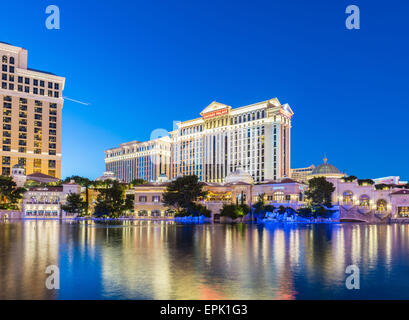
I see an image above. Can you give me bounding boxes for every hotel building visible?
[104,136,171,183]
[105,98,293,183]
[0,42,65,178]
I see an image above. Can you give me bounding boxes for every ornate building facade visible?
[0,42,65,178]
[105,98,293,183]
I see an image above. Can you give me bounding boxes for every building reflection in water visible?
[0,220,59,299]
[1,221,409,299]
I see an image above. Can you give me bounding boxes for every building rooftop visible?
[311,156,341,175]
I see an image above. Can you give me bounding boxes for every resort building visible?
[132,167,306,218]
[22,181,80,218]
[105,98,293,183]
[291,165,315,183]
[132,157,409,221]
[0,42,65,178]
[104,136,171,183]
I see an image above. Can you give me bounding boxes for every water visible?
[1,220,409,300]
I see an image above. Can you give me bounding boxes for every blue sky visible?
[2,0,408,180]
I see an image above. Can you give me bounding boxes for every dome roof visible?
[310,156,342,176]
[225,167,254,184]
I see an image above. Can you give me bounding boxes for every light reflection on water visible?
[0,220,409,300]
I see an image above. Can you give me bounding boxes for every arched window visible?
[138,210,147,217]
[2,55,7,63]
[9,57,14,64]
[376,199,387,212]
[151,210,161,217]
[273,191,285,202]
[164,209,174,217]
[343,191,354,205]
[359,195,370,208]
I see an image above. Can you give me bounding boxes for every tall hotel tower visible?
[0,42,65,178]
[105,98,293,183]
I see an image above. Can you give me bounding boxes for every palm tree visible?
[63,176,93,215]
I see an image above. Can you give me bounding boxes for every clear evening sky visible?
[1,0,408,180]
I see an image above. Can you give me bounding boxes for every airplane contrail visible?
[63,96,91,106]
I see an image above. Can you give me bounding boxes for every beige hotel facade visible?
[105,98,293,183]
[0,42,64,178]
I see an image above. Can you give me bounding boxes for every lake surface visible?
[1,220,409,300]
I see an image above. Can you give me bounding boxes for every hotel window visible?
[48,82,53,89]
[398,207,409,218]
[35,149,41,154]
[18,85,23,92]
[18,76,23,83]
[48,170,56,177]
[40,80,44,87]
[342,191,354,204]
[3,138,11,145]
[48,160,56,168]
[2,74,6,81]
[34,79,38,86]
[9,83,14,90]
[2,167,10,176]
[10,57,14,64]
[54,92,59,98]
[49,129,57,135]
[49,143,56,149]
[48,90,52,97]
[2,156,10,165]
[25,78,30,85]
[376,199,387,213]
[54,83,59,90]
[34,114,42,120]
[152,195,160,202]
[34,121,42,127]
[3,131,11,137]
[9,66,14,73]
[2,65,6,72]
[2,146,10,151]
[2,56,7,63]
[139,196,147,202]
[33,88,38,94]
[40,89,44,95]
[3,124,11,130]
[24,86,29,93]
[1,82,6,89]
[359,195,370,208]
[18,147,26,153]
[34,159,41,168]
[273,191,285,202]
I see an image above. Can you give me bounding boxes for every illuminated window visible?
[343,191,354,205]
[359,195,370,208]
[376,199,387,212]
[34,159,41,168]
[398,207,409,218]
[273,191,285,202]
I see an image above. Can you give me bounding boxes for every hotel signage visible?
[202,108,229,119]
